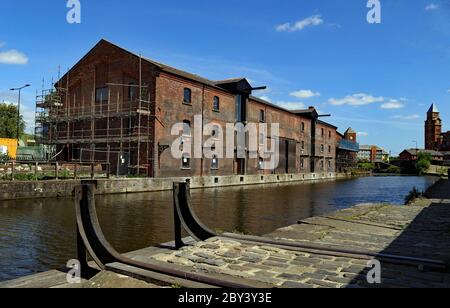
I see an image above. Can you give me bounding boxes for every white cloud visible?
[393,114,421,120]
[381,99,405,109]
[257,95,306,110]
[447,89,450,93]
[275,101,306,110]
[290,90,320,99]
[0,42,5,48]
[328,93,384,106]
[258,95,272,102]
[0,49,29,65]
[357,132,369,137]
[276,15,324,32]
[425,3,439,10]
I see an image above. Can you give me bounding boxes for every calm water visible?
[0,176,437,282]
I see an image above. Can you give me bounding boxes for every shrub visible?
[0,153,11,162]
[405,187,423,205]
[415,152,432,175]
[386,165,401,174]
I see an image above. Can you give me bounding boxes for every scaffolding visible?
[35,58,155,177]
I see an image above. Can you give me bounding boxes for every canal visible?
[0,175,438,282]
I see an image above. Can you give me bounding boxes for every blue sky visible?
[0,0,449,155]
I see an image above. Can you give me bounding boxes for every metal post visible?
[74,164,78,179]
[35,162,38,181]
[11,161,15,181]
[55,162,59,180]
[91,163,95,179]
[173,183,184,249]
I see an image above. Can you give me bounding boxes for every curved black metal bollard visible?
[173,182,216,249]
[74,184,254,288]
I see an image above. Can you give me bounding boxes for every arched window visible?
[183,88,192,104]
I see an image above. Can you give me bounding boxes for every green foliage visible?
[405,187,423,205]
[415,152,432,175]
[386,165,401,174]
[0,103,26,139]
[0,153,11,162]
[358,162,376,170]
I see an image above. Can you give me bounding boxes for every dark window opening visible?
[211,155,219,169]
[95,87,108,103]
[260,110,266,123]
[301,122,305,132]
[182,154,191,169]
[183,88,192,104]
[213,96,220,111]
[183,120,191,136]
[236,95,246,122]
[128,83,137,101]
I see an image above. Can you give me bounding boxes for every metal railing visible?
[0,161,111,181]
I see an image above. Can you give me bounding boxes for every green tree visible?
[0,103,26,139]
[415,152,432,175]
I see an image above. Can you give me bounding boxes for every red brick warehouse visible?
[35,39,355,178]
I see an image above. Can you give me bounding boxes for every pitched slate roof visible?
[402,149,443,156]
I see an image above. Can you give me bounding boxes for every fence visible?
[0,161,111,181]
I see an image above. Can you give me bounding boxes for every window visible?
[211,155,219,169]
[182,154,191,169]
[321,144,324,153]
[329,131,332,139]
[328,145,332,153]
[95,87,108,103]
[235,95,246,122]
[128,83,137,101]
[301,141,305,150]
[183,88,192,104]
[259,133,265,145]
[211,125,220,139]
[301,122,305,132]
[213,96,220,111]
[301,159,305,170]
[328,161,331,170]
[320,160,324,170]
[182,120,191,136]
[321,128,325,137]
[260,110,266,123]
[258,157,264,170]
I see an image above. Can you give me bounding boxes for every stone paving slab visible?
[143,198,450,288]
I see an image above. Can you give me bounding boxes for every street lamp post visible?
[10,84,30,147]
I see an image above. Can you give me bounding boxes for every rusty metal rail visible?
[173,182,448,272]
[75,184,256,288]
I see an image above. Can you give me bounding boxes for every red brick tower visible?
[425,104,442,150]
[344,127,357,142]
